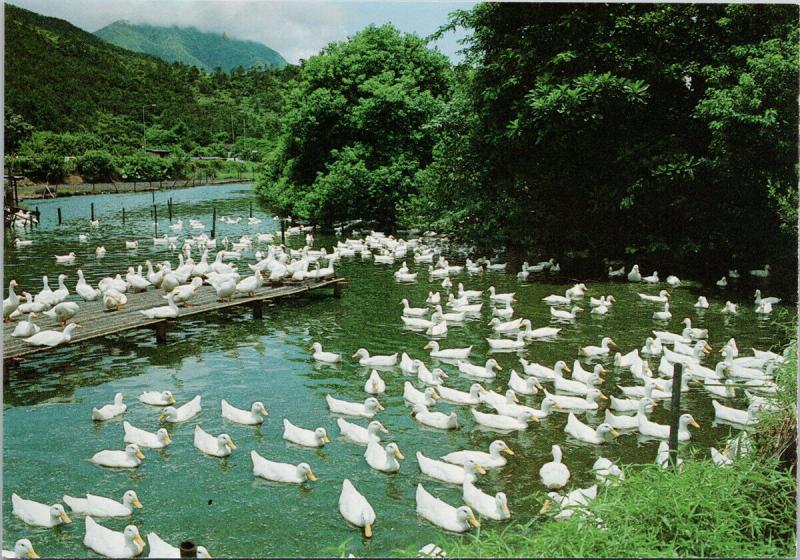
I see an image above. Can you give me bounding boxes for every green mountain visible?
[5,3,296,154]
[94,20,287,71]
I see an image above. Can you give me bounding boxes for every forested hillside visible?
[5,4,297,157]
[258,3,798,277]
[95,21,287,72]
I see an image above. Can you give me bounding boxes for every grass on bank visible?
[396,336,797,558]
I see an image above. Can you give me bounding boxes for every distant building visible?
[145,148,171,158]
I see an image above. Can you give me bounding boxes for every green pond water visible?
[3,184,793,557]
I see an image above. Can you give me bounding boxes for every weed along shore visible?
[11,177,253,201]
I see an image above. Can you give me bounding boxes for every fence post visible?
[122,207,126,225]
[211,207,216,239]
[249,201,253,218]
[57,208,62,225]
[168,198,172,222]
[91,202,95,222]
[668,362,684,467]
[153,204,158,237]
[179,541,197,558]
[281,219,286,245]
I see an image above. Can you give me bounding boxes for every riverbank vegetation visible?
[257,3,798,281]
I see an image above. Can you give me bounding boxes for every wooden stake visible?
[668,362,684,467]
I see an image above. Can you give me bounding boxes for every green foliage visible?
[94,20,287,72]
[422,3,798,271]
[4,107,34,153]
[21,153,67,183]
[5,4,296,160]
[434,459,795,558]
[76,149,117,183]
[257,24,451,229]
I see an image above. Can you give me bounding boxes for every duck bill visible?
[539,500,552,515]
[164,434,173,445]
[379,425,389,433]
[27,548,40,559]
[529,416,540,423]
[468,515,480,528]
[135,450,146,460]
[226,440,237,450]
[502,504,511,516]
[564,364,572,373]
[306,469,317,482]
[691,419,700,429]
[394,449,405,460]
[610,428,620,437]
[423,342,432,350]
[261,409,270,417]
[351,353,359,358]
[60,511,72,523]
[134,533,145,548]
[168,395,176,404]
[475,465,487,475]
[159,413,167,422]
[376,403,385,411]
[431,391,441,400]
[599,393,608,400]
[494,363,503,371]
[502,447,515,456]
[133,497,144,508]
[364,523,373,538]
[322,435,331,444]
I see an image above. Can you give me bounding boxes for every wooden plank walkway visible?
[3,276,346,364]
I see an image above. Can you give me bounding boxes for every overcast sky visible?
[7,0,475,64]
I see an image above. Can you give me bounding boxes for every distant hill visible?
[94,20,287,71]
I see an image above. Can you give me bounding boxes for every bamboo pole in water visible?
[668,362,684,467]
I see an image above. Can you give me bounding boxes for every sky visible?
[7,0,476,64]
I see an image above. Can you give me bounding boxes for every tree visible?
[77,150,117,186]
[257,24,452,230]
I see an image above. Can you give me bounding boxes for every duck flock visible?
[3,217,792,558]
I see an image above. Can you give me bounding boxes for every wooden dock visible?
[3,276,346,364]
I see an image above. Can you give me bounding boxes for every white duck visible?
[402,299,427,317]
[694,296,709,309]
[337,418,389,445]
[24,323,79,347]
[92,393,126,421]
[3,538,40,559]
[572,362,606,385]
[470,409,536,430]
[463,482,510,521]
[251,450,316,483]
[604,398,654,430]
[424,341,471,360]
[146,534,211,559]
[63,491,142,518]
[159,395,201,423]
[90,444,145,468]
[3,279,20,321]
[352,348,398,367]
[309,342,341,363]
[102,289,127,311]
[579,337,618,357]
[542,291,572,305]
[639,290,670,303]
[753,289,780,306]
[543,388,605,411]
[194,426,236,457]
[139,293,179,319]
[283,418,330,447]
[441,440,513,469]
[415,484,479,533]
[400,352,418,373]
[425,318,447,336]
[564,413,619,444]
[403,383,439,407]
[554,367,601,396]
[642,270,659,283]
[339,479,376,537]
[550,305,583,320]
[639,412,699,441]
[365,440,404,472]
[488,286,515,304]
[627,265,642,282]
[417,453,485,484]
[11,313,40,338]
[641,337,663,356]
[653,302,672,320]
[54,252,76,265]
[417,364,447,386]
[457,358,501,379]
[326,395,384,418]
[83,517,144,558]
[221,400,268,424]
[508,369,541,395]
[412,403,459,429]
[593,457,625,487]
[122,422,172,449]
[486,332,527,350]
[436,383,485,405]
[235,272,263,296]
[712,400,759,426]
[539,445,570,489]
[364,370,386,394]
[138,390,176,406]
[168,277,203,306]
[11,495,71,527]
[519,359,570,381]
[43,302,79,326]
[521,322,562,339]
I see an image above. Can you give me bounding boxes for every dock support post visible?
[179,541,197,558]
[57,207,62,225]
[249,201,253,218]
[153,204,158,236]
[122,207,126,225]
[251,300,263,319]
[155,321,167,343]
[333,280,345,298]
[91,202,95,222]
[668,363,684,467]
[168,198,172,222]
[211,207,216,239]
[281,219,286,245]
